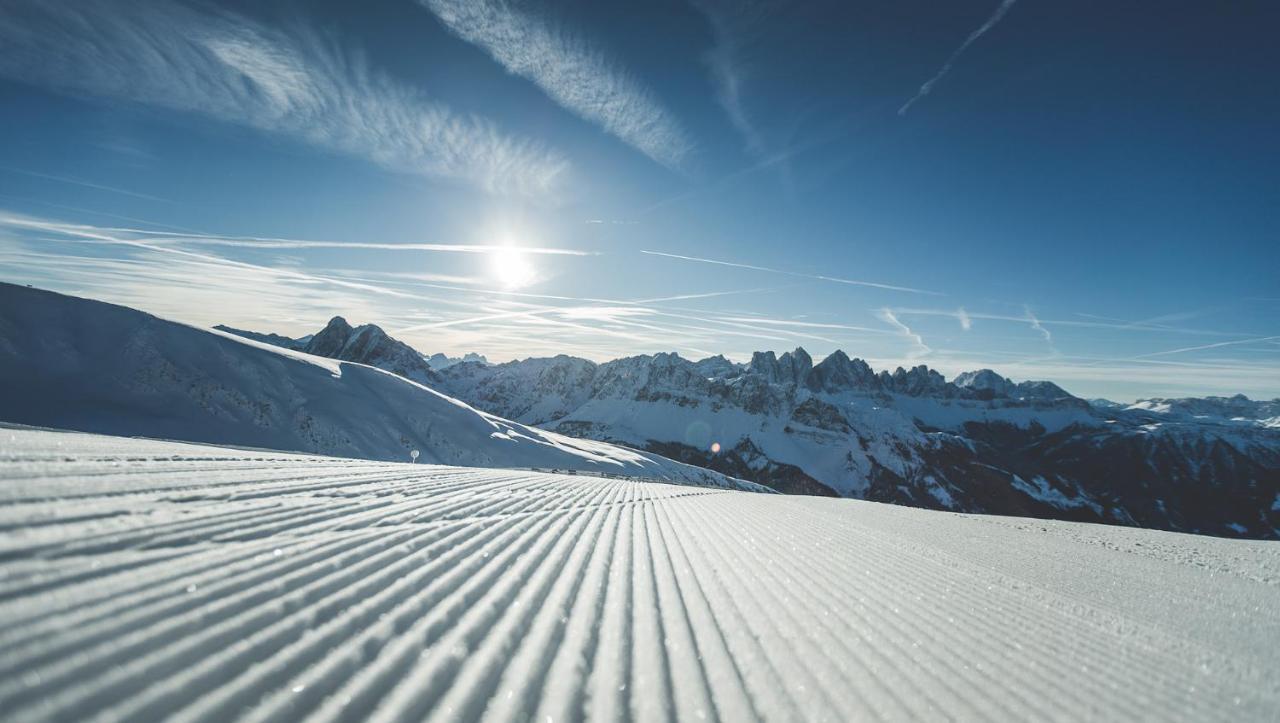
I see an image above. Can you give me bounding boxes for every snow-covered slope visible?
[1,427,1277,721]
[0,284,760,491]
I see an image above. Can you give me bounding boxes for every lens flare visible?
[490,244,536,288]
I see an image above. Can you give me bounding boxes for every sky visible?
[0,0,1277,401]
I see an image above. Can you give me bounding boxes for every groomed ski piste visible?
[2,427,1278,722]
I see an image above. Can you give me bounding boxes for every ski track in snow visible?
[2,428,1279,722]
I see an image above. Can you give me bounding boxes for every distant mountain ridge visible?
[231,313,1280,539]
[426,351,489,370]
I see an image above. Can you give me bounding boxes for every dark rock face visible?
[908,421,1280,538]
[808,350,879,393]
[303,317,355,358]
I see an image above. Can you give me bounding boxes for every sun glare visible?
[489,243,536,289]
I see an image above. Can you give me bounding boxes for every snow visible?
[2,426,1277,721]
[0,284,761,493]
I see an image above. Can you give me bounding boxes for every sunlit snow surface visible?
[2,428,1278,722]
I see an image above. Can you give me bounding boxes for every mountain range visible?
[220,314,1280,539]
[3,284,1277,538]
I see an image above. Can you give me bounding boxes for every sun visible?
[490,244,536,289]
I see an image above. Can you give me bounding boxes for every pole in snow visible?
[410,449,420,464]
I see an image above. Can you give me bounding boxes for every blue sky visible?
[0,0,1277,400]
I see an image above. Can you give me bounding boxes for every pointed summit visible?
[808,350,878,392]
[303,316,355,358]
[749,348,812,386]
[301,316,439,386]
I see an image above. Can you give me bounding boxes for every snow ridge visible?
[0,284,760,492]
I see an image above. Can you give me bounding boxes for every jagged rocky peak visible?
[808,350,878,392]
[692,354,740,379]
[747,350,778,378]
[748,348,814,386]
[427,351,491,370]
[297,316,439,386]
[780,347,813,384]
[303,316,355,357]
[886,364,952,397]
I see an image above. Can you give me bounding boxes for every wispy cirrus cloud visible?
[691,0,776,156]
[899,0,1019,116]
[418,0,693,170]
[0,0,566,195]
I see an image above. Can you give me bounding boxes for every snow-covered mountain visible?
[434,348,1280,539]
[0,284,763,491]
[1127,394,1280,428]
[219,317,443,387]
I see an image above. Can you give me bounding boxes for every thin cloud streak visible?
[0,0,566,195]
[899,0,1019,115]
[0,166,175,205]
[418,0,693,170]
[889,307,1257,338]
[716,316,894,335]
[641,250,940,295]
[877,308,931,357]
[1133,336,1280,360]
[139,237,595,256]
[0,216,594,256]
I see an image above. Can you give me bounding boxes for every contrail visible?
[640,250,940,295]
[899,0,1019,115]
